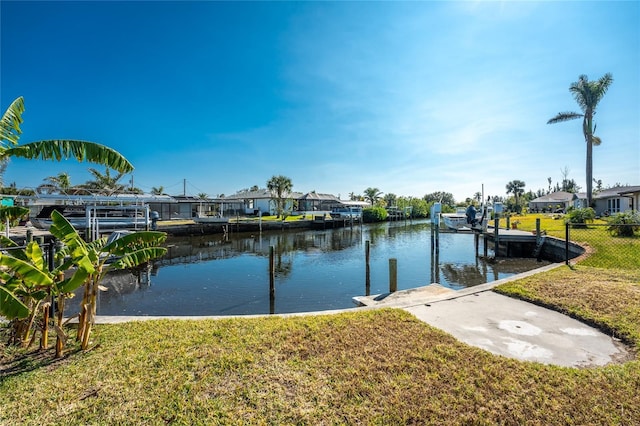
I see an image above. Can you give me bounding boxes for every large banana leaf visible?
[49,210,96,273]
[0,96,24,147]
[0,254,54,287]
[0,206,29,222]
[103,231,167,256]
[56,266,90,294]
[25,241,45,272]
[109,247,167,271]
[0,285,30,319]
[0,235,28,262]
[3,140,134,174]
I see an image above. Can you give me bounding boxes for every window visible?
[607,198,621,214]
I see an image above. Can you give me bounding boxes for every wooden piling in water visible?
[389,258,397,292]
[269,246,275,297]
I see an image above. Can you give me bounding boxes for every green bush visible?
[363,207,388,223]
[607,211,640,237]
[566,207,595,227]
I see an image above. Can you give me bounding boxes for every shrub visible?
[363,207,388,223]
[566,207,595,227]
[607,211,640,237]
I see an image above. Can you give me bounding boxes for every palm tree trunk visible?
[584,113,594,207]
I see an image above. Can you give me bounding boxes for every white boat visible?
[441,206,486,231]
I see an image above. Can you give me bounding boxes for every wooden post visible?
[474,233,479,257]
[269,246,275,297]
[365,240,371,295]
[389,258,397,293]
[26,229,33,243]
[536,218,541,244]
[506,216,510,230]
[494,218,500,256]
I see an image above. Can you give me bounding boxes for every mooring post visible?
[26,228,33,244]
[493,218,499,256]
[269,246,275,297]
[389,258,397,293]
[474,233,479,256]
[565,222,570,265]
[365,240,371,296]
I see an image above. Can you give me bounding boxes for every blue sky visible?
[1,1,638,202]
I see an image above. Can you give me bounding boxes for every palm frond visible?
[592,135,602,146]
[3,140,134,173]
[547,112,583,125]
[0,96,25,148]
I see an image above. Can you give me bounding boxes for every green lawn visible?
[2,215,639,425]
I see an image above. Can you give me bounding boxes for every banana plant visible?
[49,210,167,350]
[0,211,167,355]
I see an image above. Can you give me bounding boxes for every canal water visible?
[66,220,549,316]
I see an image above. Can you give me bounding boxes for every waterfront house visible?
[528,191,578,213]
[591,185,640,216]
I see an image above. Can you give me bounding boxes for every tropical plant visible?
[0,211,167,355]
[363,187,383,206]
[37,172,73,194]
[506,180,526,213]
[566,207,596,227]
[607,211,640,237]
[197,193,208,199]
[80,167,127,195]
[0,97,134,178]
[266,175,293,218]
[383,193,397,208]
[0,205,29,236]
[362,206,388,223]
[547,73,613,207]
[151,186,164,195]
[423,191,456,208]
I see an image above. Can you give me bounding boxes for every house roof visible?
[299,192,340,201]
[529,191,577,204]
[223,189,304,200]
[594,185,640,199]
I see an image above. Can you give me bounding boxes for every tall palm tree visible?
[505,180,526,212]
[363,187,383,206]
[0,97,133,184]
[151,186,164,195]
[266,175,293,218]
[547,73,613,207]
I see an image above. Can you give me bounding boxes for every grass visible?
[2,215,640,425]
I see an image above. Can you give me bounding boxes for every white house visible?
[591,185,640,216]
[528,191,578,213]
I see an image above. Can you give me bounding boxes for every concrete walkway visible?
[355,263,631,367]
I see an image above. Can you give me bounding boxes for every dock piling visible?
[389,258,397,293]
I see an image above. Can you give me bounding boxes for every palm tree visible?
[151,186,164,195]
[266,175,293,218]
[0,97,133,184]
[81,167,127,195]
[547,73,613,207]
[363,187,383,206]
[37,172,72,194]
[506,180,526,212]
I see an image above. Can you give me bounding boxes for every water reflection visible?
[65,220,549,316]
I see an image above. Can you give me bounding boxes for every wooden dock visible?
[479,226,541,258]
